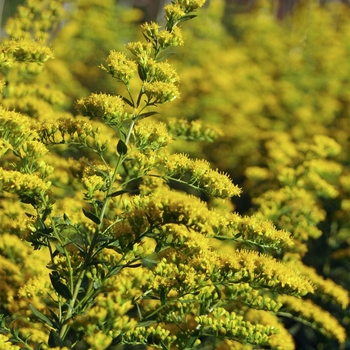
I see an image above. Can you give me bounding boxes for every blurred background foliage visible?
[1,0,349,349]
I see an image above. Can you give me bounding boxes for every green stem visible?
[50,217,74,291]
[59,118,139,339]
[125,118,136,145]
[59,269,86,339]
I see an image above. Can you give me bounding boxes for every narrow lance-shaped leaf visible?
[107,189,131,198]
[178,14,197,23]
[135,111,160,121]
[120,95,134,107]
[82,208,101,225]
[29,304,53,327]
[49,273,73,300]
[160,286,166,306]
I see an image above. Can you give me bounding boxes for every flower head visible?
[101,51,137,86]
[143,81,179,104]
[76,93,130,128]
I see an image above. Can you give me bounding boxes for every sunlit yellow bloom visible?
[158,27,184,48]
[164,4,186,22]
[161,153,241,198]
[76,93,130,127]
[246,309,295,350]
[1,39,54,63]
[101,50,137,85]
[0,168,51,198]
[141,21,162,39]
[144,59,180,84]
[125,41,153,57]
[132,120,172,150]
[278,295,347,343]
[144,81,179,104]
[0,334,21,350]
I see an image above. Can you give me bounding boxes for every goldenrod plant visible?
[0,1,348,350]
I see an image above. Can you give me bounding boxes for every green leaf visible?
[136,111,160,121]
[29,304,53,327]
[155,242,162,253]
[63,213,71,225]
[82,208,101,225]
[137,64,147,81]
[35,343,43,350]
[108,265,123,277]
[178,14,197,23]
[117,139,128,156]
[121,96,134,107]
[185,329,200,348]
[48,330,65,348]
[42,208,52,222]
[54,244,65,255]
[70,241,86,254]
[107,189,130,198]
[36,227,54,237]
[137,320,157,327]
[111,335,122,346]
[19,194,37,205]
[156,52,176,62]
[49,273,73,300]
[48,309,60,326]
[160,287,166,306]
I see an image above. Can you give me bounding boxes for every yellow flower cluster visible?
[0,39,54,65]
[161,153,241,198]
[0,168,51,199]
[222,282,282,313]
[0,334,20,350]
[219,250,314,296]
[165,0,206,16]
[253,187,325,244]
[0,197,33,233]
[82,174,106,200]
[4,0,65,42]
[123,325,177,348]
[131,120,173,151]
[168,117,223,142]
[143,81,179,104]
[39,116,110,153]
[222,213,294,250]
[101,51,137,86]
[112,188,294,255]
[4,83,66,107]
[125,41,153,59]
[195,307,275,346]
[0,234,50,315]
[2,0,348,348]
[141,22,184,51]
[278,295,347,343]
[116,189,222,238]
[76,93,130,128]
[290,262,350,309]
[245,309,295,350]
[17,274,52,313]
[145,59,180,84]
[0,107,39,146]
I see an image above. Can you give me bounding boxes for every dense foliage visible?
[0,0,348,349]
